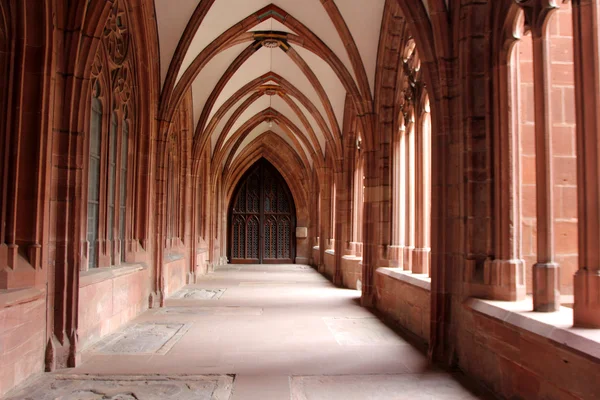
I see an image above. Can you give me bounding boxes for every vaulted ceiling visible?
[154,0,431,173]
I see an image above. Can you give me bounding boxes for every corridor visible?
[6,265,491,399]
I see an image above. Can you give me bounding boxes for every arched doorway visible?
[228,158,296,264]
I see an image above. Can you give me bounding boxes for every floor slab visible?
[4,264,494,399]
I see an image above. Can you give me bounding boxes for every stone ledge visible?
[164,252,185,262]
[80,264,147,288]
[376,268,431,291]
[466,297,600,362]
[325,249,335,255]
[0,287,45,309]
[312,246,320,250]
[342,255,362,261]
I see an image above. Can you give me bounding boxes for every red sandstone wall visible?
[549,7,578,296]
[323,251,335,280]
[195,249,209,278]
[78,266,150,349]
[341,255,362,290]
[519,32,537,295]
[0,291,45,398]
[375,270,430,344]
[311,246,320,269]
[164,257,187,297]
[457,305,599,399]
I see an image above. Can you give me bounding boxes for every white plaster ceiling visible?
[191,42,249,129]
[154,0,416,172]
[155,0,200,85]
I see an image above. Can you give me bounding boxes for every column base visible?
[387,245,404,268]
[403,246,414,272]
[361,289,375,307]
[533,262,560,312]
[478,259,527,301]
[45,333,80,371]
[412,247,431,275]
[347,242,363,258]
[574,268,600,328]
[187,272,195,284]
[318,264,326,274]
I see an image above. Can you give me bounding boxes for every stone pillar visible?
[572,0,600,327]
[333,165,346,286]
[318,165,332,274]
[413,109,431,275]
[483,30,527,301]
[529,5,560,312]
[403,122,415,271]
[389,127,406,268]
[361,150,379,306]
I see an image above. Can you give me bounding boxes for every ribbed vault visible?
[154,0,434,174]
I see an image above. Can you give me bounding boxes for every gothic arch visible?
[224,134,310,228]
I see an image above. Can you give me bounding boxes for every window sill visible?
[164,251,185,262]
[325,249,335,255]
[0,287,45,309]
[342,255,362,261]
[377,268,431,291]
[80,264,146,288]
[466,297,600,362]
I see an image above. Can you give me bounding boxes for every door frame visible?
[227,159,296,264]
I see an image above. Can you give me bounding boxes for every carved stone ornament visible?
[262,39,280,48]
[103,0,130,66]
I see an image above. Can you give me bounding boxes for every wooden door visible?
[228,159,295,264]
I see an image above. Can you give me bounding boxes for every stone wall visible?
[78,266,150,350]
[164,257,187,297]
[341,255,362,290]
[458,300,599,399]
[0,289,45,398]
[374,269,430,345]
[311,246,320,269]
[323,250,335,280]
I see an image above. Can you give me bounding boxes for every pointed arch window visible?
[87,91,103,269]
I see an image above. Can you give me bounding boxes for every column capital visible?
[515,0,559,36]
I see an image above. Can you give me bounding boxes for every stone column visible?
[413,109,431,275]
[333,165,347,286]
[389,127,406,268]
[483,29,527,301]
[318,165,332,274]
[572,0,600,327]
[529,3,560,311]
[404,121,416,271]
[361,149,379,306]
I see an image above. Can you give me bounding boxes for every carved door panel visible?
[229,159,295,264]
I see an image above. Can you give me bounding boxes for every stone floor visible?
[5,265,494,399]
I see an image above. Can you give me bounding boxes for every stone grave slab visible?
[323,317,403,346]
[89,322,191,355]
[290,374,484,400]
[170,288,226,300]
[156,306,263,316]
[5,374,234,400]
[238,281,297,287]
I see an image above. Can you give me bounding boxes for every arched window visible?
[84,0,136,270]
[87,89,103,268]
